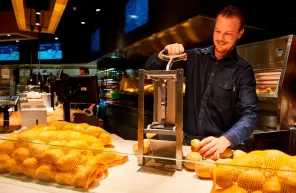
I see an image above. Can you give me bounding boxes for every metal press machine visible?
[137,51,187,172]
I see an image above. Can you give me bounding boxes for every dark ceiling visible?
[0,0,296,63]
[0,0,12,12]
[55,0,128,37]
[1,0,296,41]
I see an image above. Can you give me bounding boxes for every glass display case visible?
[0,69,14,99]
[0,120,295,193]
[97,68,122,102]
[16,85,41,95]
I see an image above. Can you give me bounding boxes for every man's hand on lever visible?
[158,43,185,58]
[198,136,231,160]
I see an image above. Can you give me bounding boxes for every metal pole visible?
[175,69,184,170]
[138,69,145,165]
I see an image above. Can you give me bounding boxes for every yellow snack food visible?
[262,179,281,193]
[220,148,233,159]
[222,182,247,193]
[0,154,10,173]
[183,152,202,170]
[85,126,105,138]
[28,139,47,159]
[133,139,151,154]
[35,165,56,181]
[212,150,296,193]
[233,150,246,159]
[0,121,127,190]
[195,159,216,179]
[6,159,23,174]
[0,140,15,155]
[49,121,68,130]
[237,170,265,191]
[191,139,201,152]
[11,147,31,162]
[216,158,232,164]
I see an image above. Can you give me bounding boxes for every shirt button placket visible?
[198,64,217,134]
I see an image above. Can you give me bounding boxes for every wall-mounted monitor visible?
[0,44,19,61]
[91,28,100,53]
[38,42,62,60]
[124,0,149,35]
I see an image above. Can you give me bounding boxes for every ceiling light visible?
[36,23,40,26]
[36,11,41,15]
[7,34,10,36]
[96,9,100,12]
[16,40,19,42]
[130,15,137,19]
[55,37,58,40]
[81,21,85,24]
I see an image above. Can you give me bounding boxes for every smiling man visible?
[145,5,258,159]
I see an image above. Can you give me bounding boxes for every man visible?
[77,67,96,113]
[145,5,258,159]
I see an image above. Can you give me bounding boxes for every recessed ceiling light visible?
[7,34,10,36]
[36,11,41,15]
[16,40,19,42]
[96,9,100,12]
[130,15,137,19]
[81,21,85,24]
[36,23,40,26]
[55,37,58,40]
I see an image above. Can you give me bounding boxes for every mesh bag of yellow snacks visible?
[0,122,128,190]
[211,149,296,193]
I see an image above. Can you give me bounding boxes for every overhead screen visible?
[0,45,19,61]
[38,42,62,60]
[91,28,100,53]
[124,0,149,34]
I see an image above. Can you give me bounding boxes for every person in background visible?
[76,67,97,114]
[145,5,259,159]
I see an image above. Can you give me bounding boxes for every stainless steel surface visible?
[149,139,177,164]
[175,69,184,169]
[124,15,215,58]
[137,162,175,176]
[138,69,145,166]
[237,35,296,133]
[138,68,184,171]
[145,124,176,135]
[123,15,266,59]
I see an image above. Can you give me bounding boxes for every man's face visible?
[213,15,244,56]
[79,70,86,75]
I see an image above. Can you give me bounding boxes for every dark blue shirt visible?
[145,45,259,147]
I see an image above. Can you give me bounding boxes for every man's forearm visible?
[223,112,258,147]
[144,52,167,70]
[158,50,165,59]
[89,104,96,110]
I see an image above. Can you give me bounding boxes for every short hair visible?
[80,67,89,75]
[217,5,245,31]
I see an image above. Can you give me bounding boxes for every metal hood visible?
[123,15,267,59]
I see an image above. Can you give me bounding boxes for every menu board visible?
[38,42,62,60]
[124,0,148,34]
[91,28,100,53]
[0,45,19,61]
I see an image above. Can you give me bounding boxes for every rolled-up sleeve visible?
[223,65,259,147]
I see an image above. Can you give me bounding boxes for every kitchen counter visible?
[0,134,213,193]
